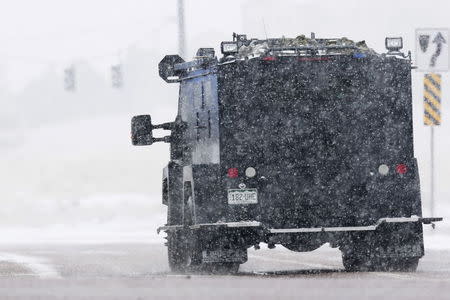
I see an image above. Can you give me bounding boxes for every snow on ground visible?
[0,252,61,278]
[0,220,165,245]
[0,115,168,243]
[424,221,450,250]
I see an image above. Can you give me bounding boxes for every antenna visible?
[262,18,268,40]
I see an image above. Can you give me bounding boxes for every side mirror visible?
[131,115,174,146]
[131,115,153,146]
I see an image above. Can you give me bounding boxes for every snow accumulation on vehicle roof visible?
[230,34,377,60]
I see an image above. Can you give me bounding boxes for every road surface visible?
[0,239,449,300]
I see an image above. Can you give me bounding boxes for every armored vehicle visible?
[131,33,441,273]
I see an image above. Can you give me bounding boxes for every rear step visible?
[157,217,442,234]
[269,217,443,234]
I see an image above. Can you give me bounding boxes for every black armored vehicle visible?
[131,33,441,273]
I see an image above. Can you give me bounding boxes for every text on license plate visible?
[227,189,258,205]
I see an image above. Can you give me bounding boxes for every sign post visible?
[416,28,449,216]
[423,73,441,216]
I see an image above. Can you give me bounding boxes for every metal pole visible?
[177,0,186,59]
[430,126,434,216]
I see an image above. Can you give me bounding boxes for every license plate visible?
[227,189,258,205]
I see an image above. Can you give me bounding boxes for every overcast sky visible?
[0,0,244,91]
[2,0,450,92]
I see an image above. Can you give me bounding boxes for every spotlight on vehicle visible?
[221,42,238,55]
[385,37,403,52]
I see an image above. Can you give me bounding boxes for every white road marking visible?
[372,271,450,282]
[0,253,61,279]
[80,250,127,255]
[372,272,417,280]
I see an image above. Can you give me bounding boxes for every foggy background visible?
[0,0,449,243]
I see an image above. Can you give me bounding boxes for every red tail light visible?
[227,168,238,178]
[262,56,276,61]
[396,164,408,174]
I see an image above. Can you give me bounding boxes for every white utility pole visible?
[177,0,186,59]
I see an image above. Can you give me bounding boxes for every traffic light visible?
[64,66,76,91]
[111,64,123,88]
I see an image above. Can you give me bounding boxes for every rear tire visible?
[342,254,419,272]
[168,233,241,274]
[385,257,419,272]
[167,231,188,273]
[167,187,201,273]
[342,254,366,272]
[168,186,242,274]
[342,225,423,272]
[202,262,240,274]
[167,231,202,273]
[167,192,206,273]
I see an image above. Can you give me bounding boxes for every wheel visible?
[342,226,423,272]
[168,187,243,274]
[384,257,419,272]
[167,231,188,272]
[201,262,240,275]
[168,232,241,274]
[167,231,202,273]
[167,190,203,273]
[342,254,366,272]
[342,253,419,272]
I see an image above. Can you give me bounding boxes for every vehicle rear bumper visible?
[157,216,442,234]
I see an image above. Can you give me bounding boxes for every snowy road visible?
[0,242,449,299]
